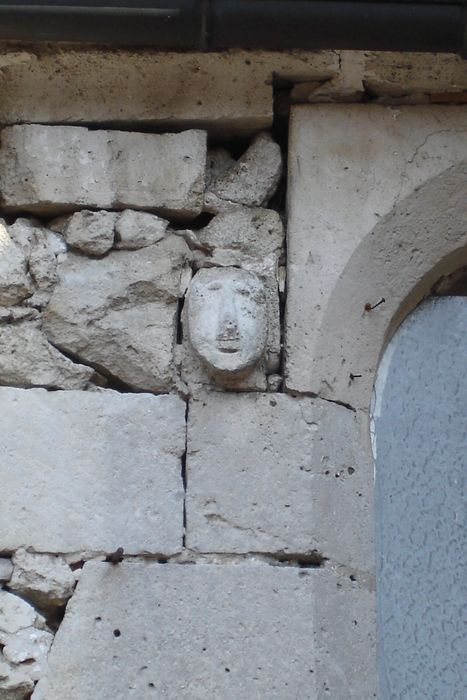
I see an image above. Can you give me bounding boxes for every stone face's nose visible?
[217,296,239,339]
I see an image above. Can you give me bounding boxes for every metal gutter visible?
[0,0,465,55]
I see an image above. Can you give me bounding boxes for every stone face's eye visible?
[207,282,222,291]
[236,286,251,296]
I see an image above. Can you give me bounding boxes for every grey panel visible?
[373,296,467,700]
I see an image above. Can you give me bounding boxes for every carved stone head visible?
[186,267,268,377]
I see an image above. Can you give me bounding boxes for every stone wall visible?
[0,45,465,699]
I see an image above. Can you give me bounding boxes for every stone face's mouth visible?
[216,336,240,353]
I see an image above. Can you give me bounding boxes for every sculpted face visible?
[186,267,268,376]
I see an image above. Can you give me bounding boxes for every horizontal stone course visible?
[0,388,185,555]
[0,125,207,218]
[33,561,375,699]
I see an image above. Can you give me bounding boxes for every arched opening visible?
[372,292,466,698]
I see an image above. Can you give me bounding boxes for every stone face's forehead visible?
[191,267,263,291]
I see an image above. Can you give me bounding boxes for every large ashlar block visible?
[285,105,467,408]
[33,562,376,700]
[0,388,185,555]
[0,125,206,218]
[186,393,373,571]
[0,50,338,133]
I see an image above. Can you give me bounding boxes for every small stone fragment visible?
[0,658,34,700]
[0,323,95,390]
[9,549,76,612]
[0,558,13,582]
[205,132,282,212]
[205,148,236,187]
[114,210,168,250]
[2,628,53,682]
[0,221,32,305]
[63,210,117,256]
[0,590,46,635]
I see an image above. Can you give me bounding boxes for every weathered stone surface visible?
[285,105,467,405]
[195,207,284,273]
[0,558,13,582]
[0,50,338,133]
[114,209,169,250]
[0,388,185,554]
[0,125,207,218]
[0,658,34,699]
[205,132,282,213]
[7,218,66,308]
[63,210,117,255]
[186,393,373,570]
[206,148,236,186]
[0,590,46,635]
[2,628,53,682]
[33,561,375,700]
[0,322,95,390]
[0,221,32,305]
[9,549,76,612]
[43,235,191,392]
[177,208,283,390]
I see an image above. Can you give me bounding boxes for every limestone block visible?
[115,210,169,250]
[0,221,32,305]
[63,210,117,256]
[285,105,467,407]
[0,50,338,133]
[204,133,282,213]
[0,125,207,218]
[0,658,34,699]
[0,558,13,582]
[9,549,76,612]
[33,561,375,700]
[0,388,185,554]
[0,322,95,390]
[43,235,191,392]
[186,393,373,570]
[0,591,46,635]
[2,628,53,682]
[7,218,66,307]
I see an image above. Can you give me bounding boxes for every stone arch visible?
[309,161,467,412]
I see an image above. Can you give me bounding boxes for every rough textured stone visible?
[33,561,375,700]
[115,210,169,250]
[43,235,191,392]
[0,658,34,699]
[186,393,373,570]
[285,105,467,406]
[0,591,46,635]
[0,388,185,554]
[0,558,13,582]
[204,132,282,213]
[2,628,53,682]
[7,218,66,308]
[9,549,76,612]
[0,221,32,305]
[0,125,207,218]
[63,210,117,255]
[373,297,466,700]
[0,322,95,390]
[0,49,338,133]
